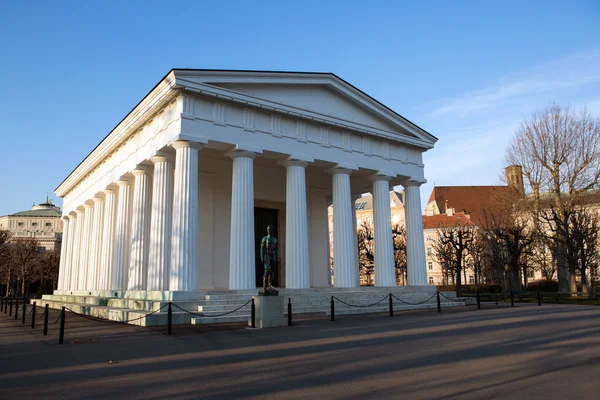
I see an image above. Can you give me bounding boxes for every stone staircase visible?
[33,287,467,327]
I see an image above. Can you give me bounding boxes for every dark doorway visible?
[254,207,279,288]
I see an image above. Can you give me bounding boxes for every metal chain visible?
[332,295,388,308]
[391,293,437,305]
[171,300,252,318]
[438,292,467,303]
[64,303,168,324]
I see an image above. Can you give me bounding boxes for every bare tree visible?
[36,248,61,292]
[433,226,476,296]
[392,224,407,285]
[0,229,11,296]
[481,189,535,292]
[432,236,455,285]
[10,238,41,296]
[506,104,600,292]
[357,221,375,285]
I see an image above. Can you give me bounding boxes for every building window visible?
[469,276,474,284]
[32,222,38,227]
[427,247,432,256]
[355,202,367,210]
[428,261,433,270]
[429,277,434,285]
[18,222,24,227]
[527,269,535,278]
[45,222,52,227]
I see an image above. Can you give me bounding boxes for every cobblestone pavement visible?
[0,302,599,399]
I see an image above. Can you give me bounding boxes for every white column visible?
[78,203,94,290]
[228,151,256,290]
[98,188,117,290]
[331,168,358,288]
[404,181,428,286]
[170,141,201,291]
[284,159,310,288]
[148,153,174,291]
[351,193,360,287]
[88,196,104,290]
[70,209,84,290]
[57,216,70,290]
[112,180,132,290]
[372,175,396,287]
[128,166,153,291]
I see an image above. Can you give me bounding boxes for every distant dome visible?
[11,199,61,217]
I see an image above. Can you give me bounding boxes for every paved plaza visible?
[0,303,599,399]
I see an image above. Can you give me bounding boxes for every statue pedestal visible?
[249,295,285,328]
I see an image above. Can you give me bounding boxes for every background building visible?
[0,199,63,250]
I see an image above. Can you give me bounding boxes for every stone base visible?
[249,295,286,328]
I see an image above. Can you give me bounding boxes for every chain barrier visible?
[332,295,388,308]
[39,308,47,320]
[391,293,437,305]
[64,303,168,324]
[438,292,467,303]
[171,300,252,318]
[53,312,63,324]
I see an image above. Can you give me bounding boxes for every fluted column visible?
[88,197,104,290]
[57,216,70,290]
[372,175,396,286]
[148,153,174,291]
[112,180,132,290]
[404,181,428,285]
[170,141,201,291]
[331,168,358,288]
[229,151,256,290]
[70,209,84,290]
[98,188,117,290]
[285,159,310,288]
[128,166,153,291]
[78,203,94,290]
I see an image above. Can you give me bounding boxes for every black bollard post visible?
[389,294,393,317]
[14,298,19,320]
[437,291,441,313]
[330,296,335,322]
[537,291,542,306]
[43,304,49,336]
[8,298,12,316]
[31,302,36,329]
[58,307,65,344]
[288,298,292,326]
[476,289,481,310]
[167,302,172,336]
[510,289,514,307]
[1,297,4,313]
[251,299,256,328]
[22,301,26,324]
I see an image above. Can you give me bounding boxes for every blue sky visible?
[0,1,599,215]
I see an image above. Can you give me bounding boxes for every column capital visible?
[75,208,85,215]
[68,211,77,218]
[132,164,153,176]
[151,151,173,164]
[116,180,130,187]
[92,196,104,203]
[103,188,116,196]
[282,159,308,168]
[83,203,93,209]
[369,172,392,182]
[61,215,70,222]
[227,150,256,160]
[400,178,426,187]
[172,140,203,150]
[328,167,354,176]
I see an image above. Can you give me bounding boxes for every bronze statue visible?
[260,225,278,294]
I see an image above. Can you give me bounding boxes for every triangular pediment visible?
[209,83,405,134]
[173,70,437,147]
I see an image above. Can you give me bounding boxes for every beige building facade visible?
[0,200,63,251]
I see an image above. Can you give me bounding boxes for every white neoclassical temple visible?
[55,69,437,299]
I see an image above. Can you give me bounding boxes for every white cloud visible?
[428,48,600,119]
